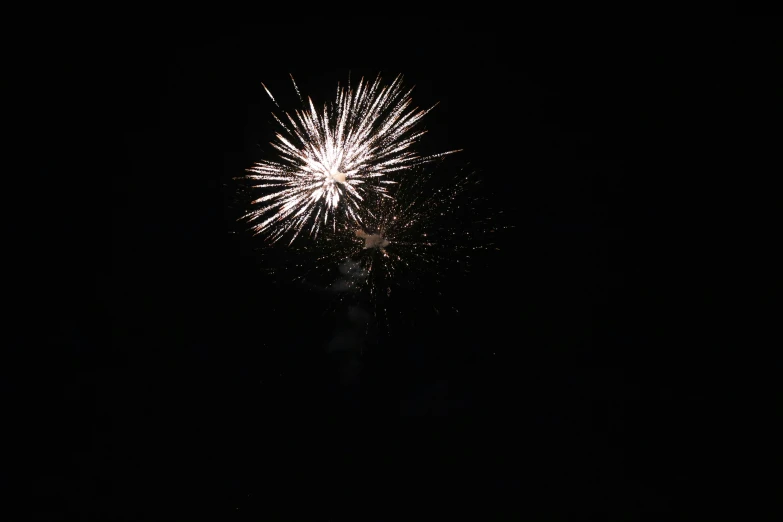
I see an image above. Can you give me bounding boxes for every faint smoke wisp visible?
[355,229,389,252]
[326,259,370,386]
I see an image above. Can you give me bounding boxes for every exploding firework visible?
[241,74,459,243]
[247,160,507,330]
[339,164,492,311]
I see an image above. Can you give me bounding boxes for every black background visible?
[6,19,729,521]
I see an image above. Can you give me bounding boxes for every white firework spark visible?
[242,73,459,243]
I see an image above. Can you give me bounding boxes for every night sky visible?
[7,20,724,521]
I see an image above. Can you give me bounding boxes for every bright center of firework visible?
[330,170,346,183]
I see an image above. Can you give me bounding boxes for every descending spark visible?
[242,74,460,244]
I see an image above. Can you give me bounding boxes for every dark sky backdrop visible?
[7,20,723,521]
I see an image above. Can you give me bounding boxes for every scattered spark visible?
[240,74,460,244]
[248,162,510,331]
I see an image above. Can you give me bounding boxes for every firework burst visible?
[242,74,459,243]
[249,161,507,331]
[337,164,493,311]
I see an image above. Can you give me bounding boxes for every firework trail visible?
[242,74,459,244]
